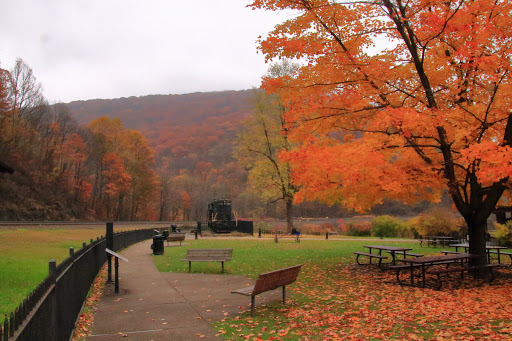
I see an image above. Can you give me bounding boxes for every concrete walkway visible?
[87,239,282,340]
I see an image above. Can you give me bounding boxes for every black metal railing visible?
[1,227,154,341]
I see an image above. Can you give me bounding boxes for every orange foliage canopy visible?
[250,0,512,258]
[250,0,512,253]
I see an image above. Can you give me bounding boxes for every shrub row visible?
[339,208,466,239]
[253,208,468,239]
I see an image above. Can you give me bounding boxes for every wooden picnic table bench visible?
[419,239,438,247]
[489,250,512,265]
[231,264,302,316]
[180,248,233,273]
[449,243,509,263]
[426,263,504,289]
[441,250,463,255]
[166,233,186,246]
[387,251,424,258]
[394,253,507,289]
[354,252,388,268]
[420,237,459,247]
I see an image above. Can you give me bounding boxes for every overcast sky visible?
[0,0,292,103]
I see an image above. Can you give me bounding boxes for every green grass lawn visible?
[154,238,512,340]
[0,228,106,318]
[5,232,511,340]
[153,238,435,277]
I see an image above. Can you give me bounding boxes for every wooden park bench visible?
[274,234,300,243]
[231,264,302,316]
[166,233,186,246]
[180,248,233,273]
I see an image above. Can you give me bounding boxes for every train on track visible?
[207,199,253,234]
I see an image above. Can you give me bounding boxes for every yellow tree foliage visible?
[250,0,512,261]
[235,86,297,232]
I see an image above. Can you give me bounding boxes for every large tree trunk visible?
[285,197,293,234]
[465,217,488,267]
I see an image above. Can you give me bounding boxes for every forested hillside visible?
[64,90,353,221]
[64,90,259,220]
[66,90,254,168]
[0,59,420,222]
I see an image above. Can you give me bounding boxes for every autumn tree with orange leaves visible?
[250,0,512,265]
[89,117,159,220]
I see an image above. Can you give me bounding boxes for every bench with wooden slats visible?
[386,251,424,259]
[274,234,300,243]
[419,239,437,247]
[488,250,512,265]
[353,252,388,268]
[231,264,302,316]
[426,263,503,289]
[180,248,233,273]
[166,233,186,246]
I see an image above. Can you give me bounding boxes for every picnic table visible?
[394,253,479,288]
[421,236,459,247]
[354,245,415,269]
[449,243,509,264]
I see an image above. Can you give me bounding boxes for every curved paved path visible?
[87,239,281,340]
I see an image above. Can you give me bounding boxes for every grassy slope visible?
[0,228,105,317]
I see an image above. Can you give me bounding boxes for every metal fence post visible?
[49,259,57,283]
[114,257,120,294]
[8,313,14,337]
[3,317,8,340]
[106,222,114,283]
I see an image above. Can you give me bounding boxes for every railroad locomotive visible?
[207,199,253,234]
